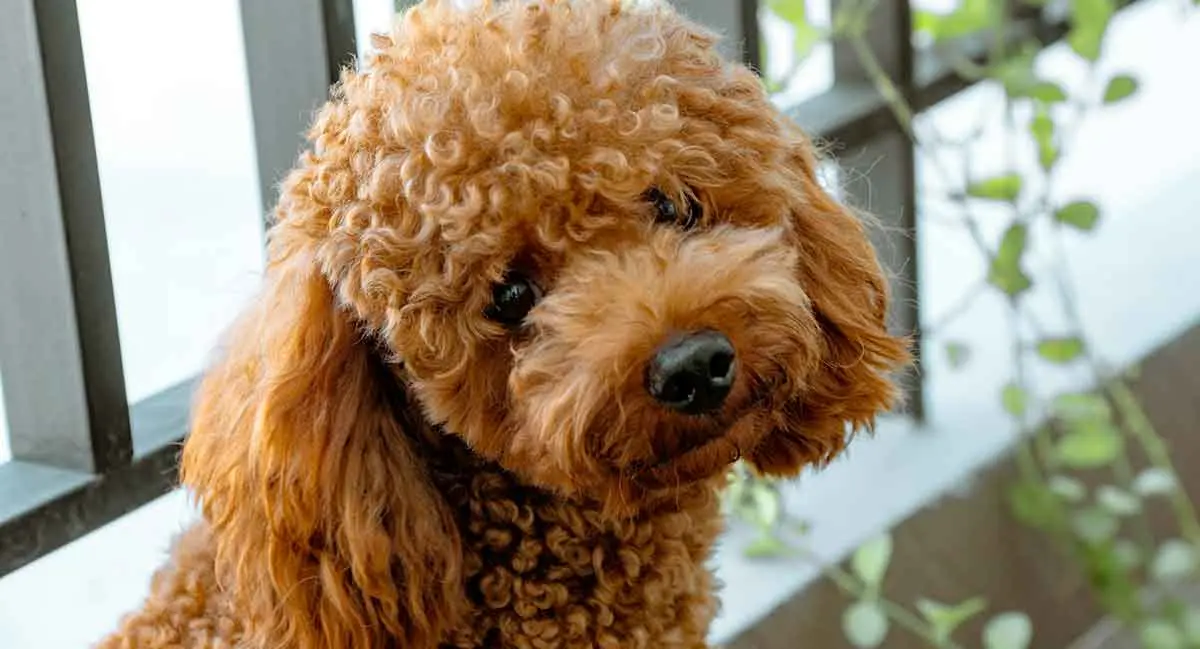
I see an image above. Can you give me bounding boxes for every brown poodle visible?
[97,1,908,647]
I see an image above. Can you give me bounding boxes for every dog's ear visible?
[745,128,911,477]
[180,233,466,648]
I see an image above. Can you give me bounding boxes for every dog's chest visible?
[433,467,722,649]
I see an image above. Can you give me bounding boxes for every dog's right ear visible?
[180,230,466,648]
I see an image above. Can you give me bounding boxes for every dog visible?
[97,1,908,647]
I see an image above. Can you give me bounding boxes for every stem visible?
[1041,213,1199,555]
[1113,449,1159,554]
[1007,300,1045,485]
[1109,378,1200,549]
[796,546,963,649]
[847,35,917,139]
[922,278,988,338]
[848,29,998,264]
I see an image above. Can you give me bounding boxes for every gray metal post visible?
[0,0,132,472]
[672,0,762,69]
[239,0,358,223]
[830,0,923,420]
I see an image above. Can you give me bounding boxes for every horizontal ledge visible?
[787,1,1103,149]
[0,378,194,578]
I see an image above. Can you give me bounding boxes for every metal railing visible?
[0,0,1077,577]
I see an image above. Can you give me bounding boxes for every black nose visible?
[646,330,737,415]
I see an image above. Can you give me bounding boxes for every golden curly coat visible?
[97,1,909,647]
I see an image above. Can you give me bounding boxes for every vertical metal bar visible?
[673,0,762,68]
[239,0,357,222]
[738,0,764,72]
[321,0,359,83]
[0,0,132,472]
[830,0,924,420]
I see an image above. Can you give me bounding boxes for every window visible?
[77,0,265,407]
[760,0,836,105]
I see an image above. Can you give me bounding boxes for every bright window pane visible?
[910,0,961,14]
[0,370,9,463]
[77,0,265,405]
[760,0,835,106]
[354,0,398,61]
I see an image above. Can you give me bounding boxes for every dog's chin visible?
[630,411,770,492]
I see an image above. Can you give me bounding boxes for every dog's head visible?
[180,1,909,646]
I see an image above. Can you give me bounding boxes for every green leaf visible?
[1151,539,1197,582]
[1030,108,1054,145]
[1113,539,1143,569]
[913,10,944,36]
[983,611,1033,649]
[1133,468,1177,496]
[1103,74,1140,104]
[1068,0,1115,62]
[1068,27,1104,62]
[744,533,792,558]
[791,25,823,61]
[1052,392,1111,422]
[1038,143,1060,171]
[851,534,893,588]
[767,0,822,62]
[916,597,988,645]
[843,600,890,648]
[1008,481,1060,529]
[1057,422,1122,468]
[1182,607,1200,643]
[1054,201,1101,231]
[1048,475,1087,502]
[1162,596,1187,622]
[766,0,806,26]
[946,341,971,370]
[1073,0,1116,28]
[967,173,1023,202]
[1001,383,1028,418]
[1024,80,1069,103]
[748,481,782,530]
[990,44,1040,98]
[1072,508,1120,544]
[914,0,1000,42]
[1082,542,1140,620]
[1029,107,1059,171]
[988,224,1033,296]
[1036,337,1085,364]
[1096,485,1141,516]
[1141,620,1185,649]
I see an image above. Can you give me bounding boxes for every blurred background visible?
[0,0,1197,647]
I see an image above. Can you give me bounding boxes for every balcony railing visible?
[0,0,1094,577]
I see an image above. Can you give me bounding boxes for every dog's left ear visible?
[746,127,911,477]
[179,228,467,648]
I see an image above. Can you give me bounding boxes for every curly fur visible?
[97,1,909,647]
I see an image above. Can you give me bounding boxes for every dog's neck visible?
[406,420,725,648]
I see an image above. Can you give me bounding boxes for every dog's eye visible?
[646,188,700,230]
[486,273,543,327]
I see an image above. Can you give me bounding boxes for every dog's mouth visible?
[621,370,789,490]
[626,409,773,491]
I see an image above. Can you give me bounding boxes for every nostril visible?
[660,373,699,407]
[646,330,737,414]
[708,350,734,385]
